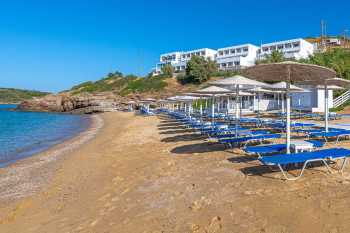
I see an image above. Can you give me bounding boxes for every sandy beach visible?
[1,112,350,232]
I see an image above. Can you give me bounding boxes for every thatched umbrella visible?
[243,61,336,153]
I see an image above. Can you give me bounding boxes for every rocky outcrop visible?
[17,92,119,114]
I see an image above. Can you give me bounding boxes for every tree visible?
[161,64,174,78]
[114,71,123,77]
[257,50,285,64]
[183,56,218,84]
[301,48,350,80]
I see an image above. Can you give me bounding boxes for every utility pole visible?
[320,20,327,51]
[344,29,348,48]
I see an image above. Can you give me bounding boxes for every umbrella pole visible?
[212,96,215,123]
[235,86,239,139]
[258,93,261,121]
[325,84,329,132]
[200,96,203,121]
[281,93,285,113]
[286,79,291,154]
[227,96,230,115]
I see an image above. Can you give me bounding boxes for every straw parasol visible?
[243,61,337,153]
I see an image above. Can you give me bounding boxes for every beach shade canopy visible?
[210,75,270,88]
[192,85,233,94]
[247,87,278,94]
[314,84,344,90]
[243,61,336,83]
[243,61,337,154]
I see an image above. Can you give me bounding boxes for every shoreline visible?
[0,113,104,205]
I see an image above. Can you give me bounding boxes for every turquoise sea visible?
[0,104,90,167]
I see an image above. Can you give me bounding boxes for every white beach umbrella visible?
[210,75,270,138]
[243,61,336,153]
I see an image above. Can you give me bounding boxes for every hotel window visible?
[236,48,242,53]
[234,61,240,66]
[293,42,300,47]
[243,47,248,52]
[270,46,276,51]
[224,50,229,55]
[187,54,190,58]
[230,49,235,54]
[219,51,223,56]
[277,44,284,49]
[262,47,268,52]
[228,62,233,67]
[196,52,200,56]
[222,63,227,67]
[172,55,176,60]
[181,66,186,70]
[182,55,186,59]
[201,51,205,55]
[285,43,292,48]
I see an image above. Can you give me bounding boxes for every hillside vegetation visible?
[69,57,237,97]
[0,88,49,103]
[70,73,168,96]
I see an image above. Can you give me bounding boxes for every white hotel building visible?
[216,44,259,70]
[257,38,314,60]
[155,48,217,74]
[154,38,314,74]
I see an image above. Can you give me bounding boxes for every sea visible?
[0,104,91,167]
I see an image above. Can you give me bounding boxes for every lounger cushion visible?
[244,144,286,154]
[260,148,350,166]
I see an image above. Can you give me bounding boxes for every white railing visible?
[334,90,350,108]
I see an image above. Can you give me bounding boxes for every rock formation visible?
[17,92,119,114]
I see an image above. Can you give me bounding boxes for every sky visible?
[0,0,350,92]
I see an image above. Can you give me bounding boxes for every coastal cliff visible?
[17,92,120,113]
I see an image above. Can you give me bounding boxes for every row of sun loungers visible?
[164,110,350,181]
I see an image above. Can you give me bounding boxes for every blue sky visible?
[0,0,349,92]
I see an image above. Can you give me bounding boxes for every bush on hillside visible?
[177,56,217,84]
[161,64,174,78]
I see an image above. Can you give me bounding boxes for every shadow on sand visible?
[161,134,207,143]
[170,142,226,154]
[159,129,196,135]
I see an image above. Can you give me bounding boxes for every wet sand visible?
[1,112,350,233]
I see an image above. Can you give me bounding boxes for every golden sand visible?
[0,112,350,232]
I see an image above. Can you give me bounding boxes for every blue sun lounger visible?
[244,140,324,157]
[219,134,281,147]
[308,130,350,143]
[259,148,350,180]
